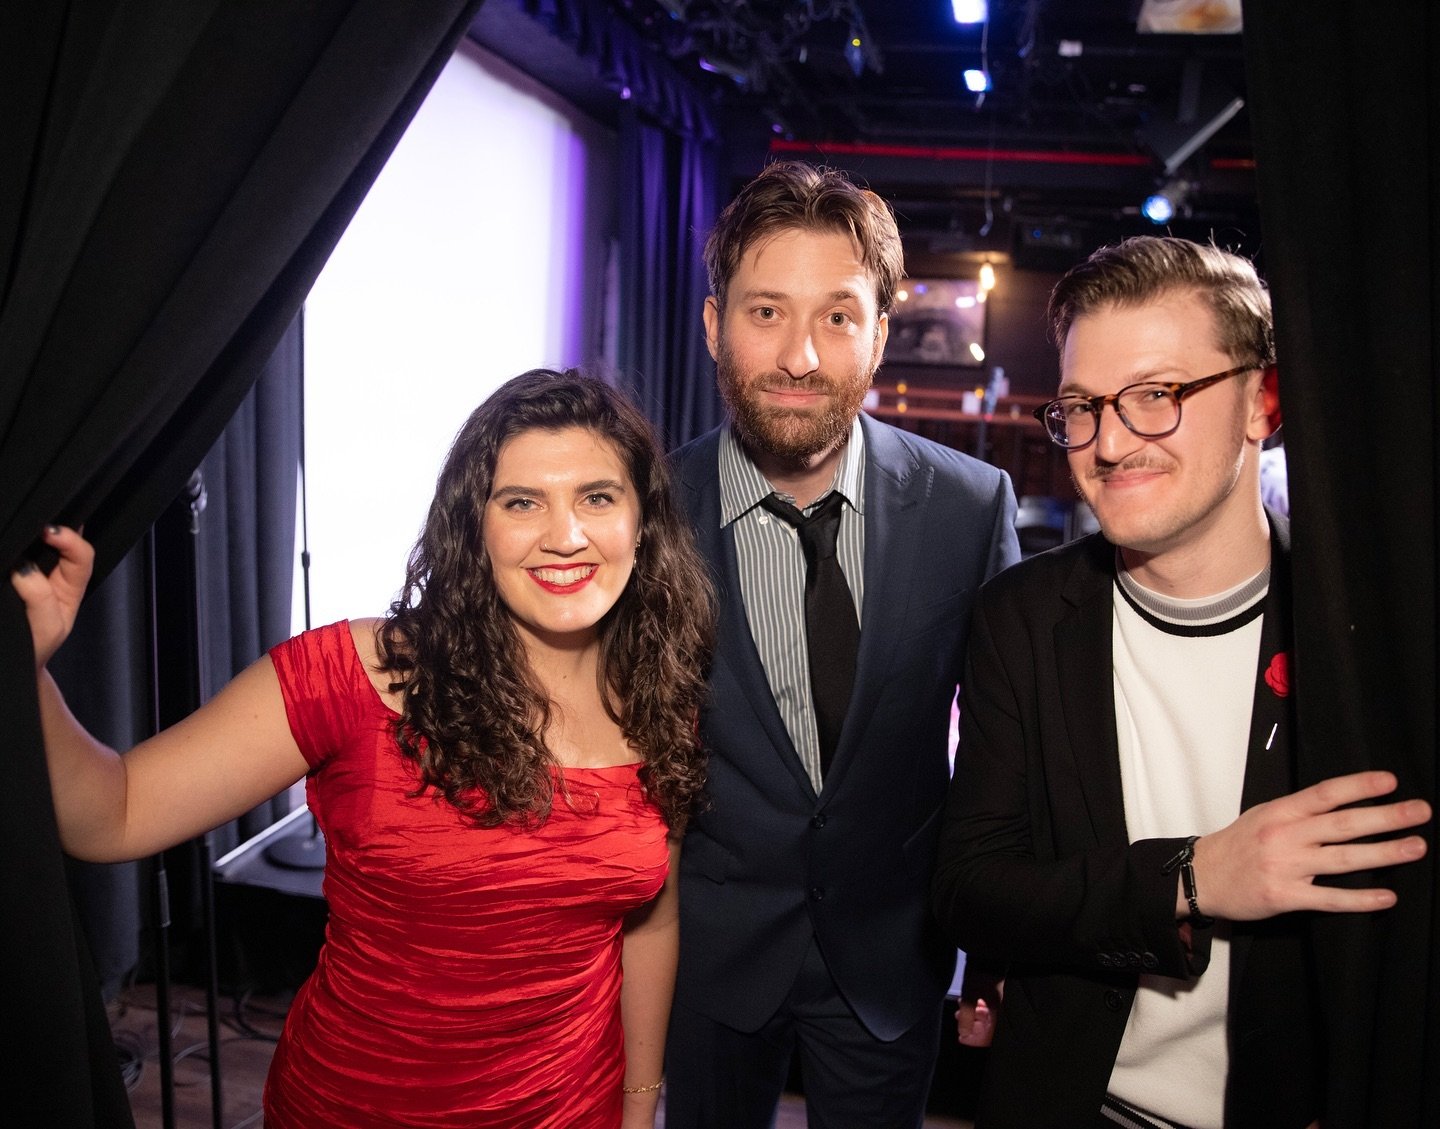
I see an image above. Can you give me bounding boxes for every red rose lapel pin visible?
[1264,652,1290,698]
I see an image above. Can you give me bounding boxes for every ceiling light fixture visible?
[952,0,988,25]
[962,0,993,108]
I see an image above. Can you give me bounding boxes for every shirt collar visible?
[1115,552,1271,627]
[718,415,867,526]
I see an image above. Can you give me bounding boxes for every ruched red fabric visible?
[262,622,668,1128]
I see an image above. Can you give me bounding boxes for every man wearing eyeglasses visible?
[930,236,1430,1129]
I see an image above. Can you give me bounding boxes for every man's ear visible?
[1258,363,1282,437]
[702,296,721,362]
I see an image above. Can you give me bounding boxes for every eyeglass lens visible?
[1050,385,1179,447]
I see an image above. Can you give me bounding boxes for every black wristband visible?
[1161,835,1216,928]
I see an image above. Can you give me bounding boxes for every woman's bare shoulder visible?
[348,618,403,710]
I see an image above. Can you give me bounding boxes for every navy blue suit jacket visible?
[672,414,1019,1040]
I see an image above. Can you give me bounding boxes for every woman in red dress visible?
[14,370,715,1128]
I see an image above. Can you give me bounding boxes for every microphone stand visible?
[147,470,223,1129]
[266,320,326,871]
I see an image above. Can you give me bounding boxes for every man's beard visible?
[715,337,876,462]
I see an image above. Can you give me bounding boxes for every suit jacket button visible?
[1141,952,1159,970]
[809,886,825,901]
[810,813,827,829]
[1097,953,1113,968]
[1104,989,1126,1011]
[1126,952,1142,969]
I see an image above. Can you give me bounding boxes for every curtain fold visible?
[51,303,300,991]
[617,108,723,446]
[506,0,722,444]
[0,3,483,1122]
[193,315,303,838]
[1243,2,1438,1124]
[138,318,304,982]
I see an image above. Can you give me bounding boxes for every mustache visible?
[751,374,838,395]
[1086,457,1174,481]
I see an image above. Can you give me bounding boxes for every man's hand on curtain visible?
[10,525,93,669]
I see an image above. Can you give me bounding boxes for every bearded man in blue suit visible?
[663,161,1020,1129]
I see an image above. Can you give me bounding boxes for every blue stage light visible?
[1141,179,1190,225]
[963,68,991,93]
[1142,192,1176,224]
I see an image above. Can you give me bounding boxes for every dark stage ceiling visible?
[474,0,1261,268]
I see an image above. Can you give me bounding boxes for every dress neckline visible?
[558,760,643,774]
[339,621,644,774]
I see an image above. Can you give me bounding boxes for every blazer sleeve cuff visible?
[1130,837,1212,979]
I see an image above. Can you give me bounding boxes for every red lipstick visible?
[527,564,597,593]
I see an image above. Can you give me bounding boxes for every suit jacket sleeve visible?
[982,475,1022,582]
[930,573,1206,981]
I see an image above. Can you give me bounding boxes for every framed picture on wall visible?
[886,278,986,366]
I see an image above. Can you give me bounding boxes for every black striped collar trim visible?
[1114,557,1269,638]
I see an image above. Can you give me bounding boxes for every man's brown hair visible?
[1048,235,1274,367]
[704,160,904,315]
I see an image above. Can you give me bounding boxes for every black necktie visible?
[760,490,859,775]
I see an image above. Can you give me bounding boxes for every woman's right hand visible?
[10,525,94,669]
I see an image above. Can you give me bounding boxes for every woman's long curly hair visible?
[375,369,715,832]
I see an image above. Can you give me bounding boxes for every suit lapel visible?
[1054,536,1131,847]
[820,417,930,790]
[1238,515,1295,813]
[680,433,818,801]
[1230,515,1297,1002]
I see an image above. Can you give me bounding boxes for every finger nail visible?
[45,525,61,535]
[16,562,36,576]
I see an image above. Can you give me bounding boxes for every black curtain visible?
[0,3,483,1123]
[617,107,724,447]
[51,319,301,996]
[1243,2,1438,1125]
[191,313,303,848]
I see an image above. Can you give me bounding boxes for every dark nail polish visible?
[16,562,36,576]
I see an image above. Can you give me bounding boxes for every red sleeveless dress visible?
[262,622,669,1128]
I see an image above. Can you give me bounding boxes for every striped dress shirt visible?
[717,419,867,790]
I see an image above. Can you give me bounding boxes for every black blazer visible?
[672,414,1018,1040]
[932,515,1322,1128]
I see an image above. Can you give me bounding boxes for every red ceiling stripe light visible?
[769,137,1152,168]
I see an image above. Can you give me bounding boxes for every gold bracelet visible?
[622,1078,664,1094]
